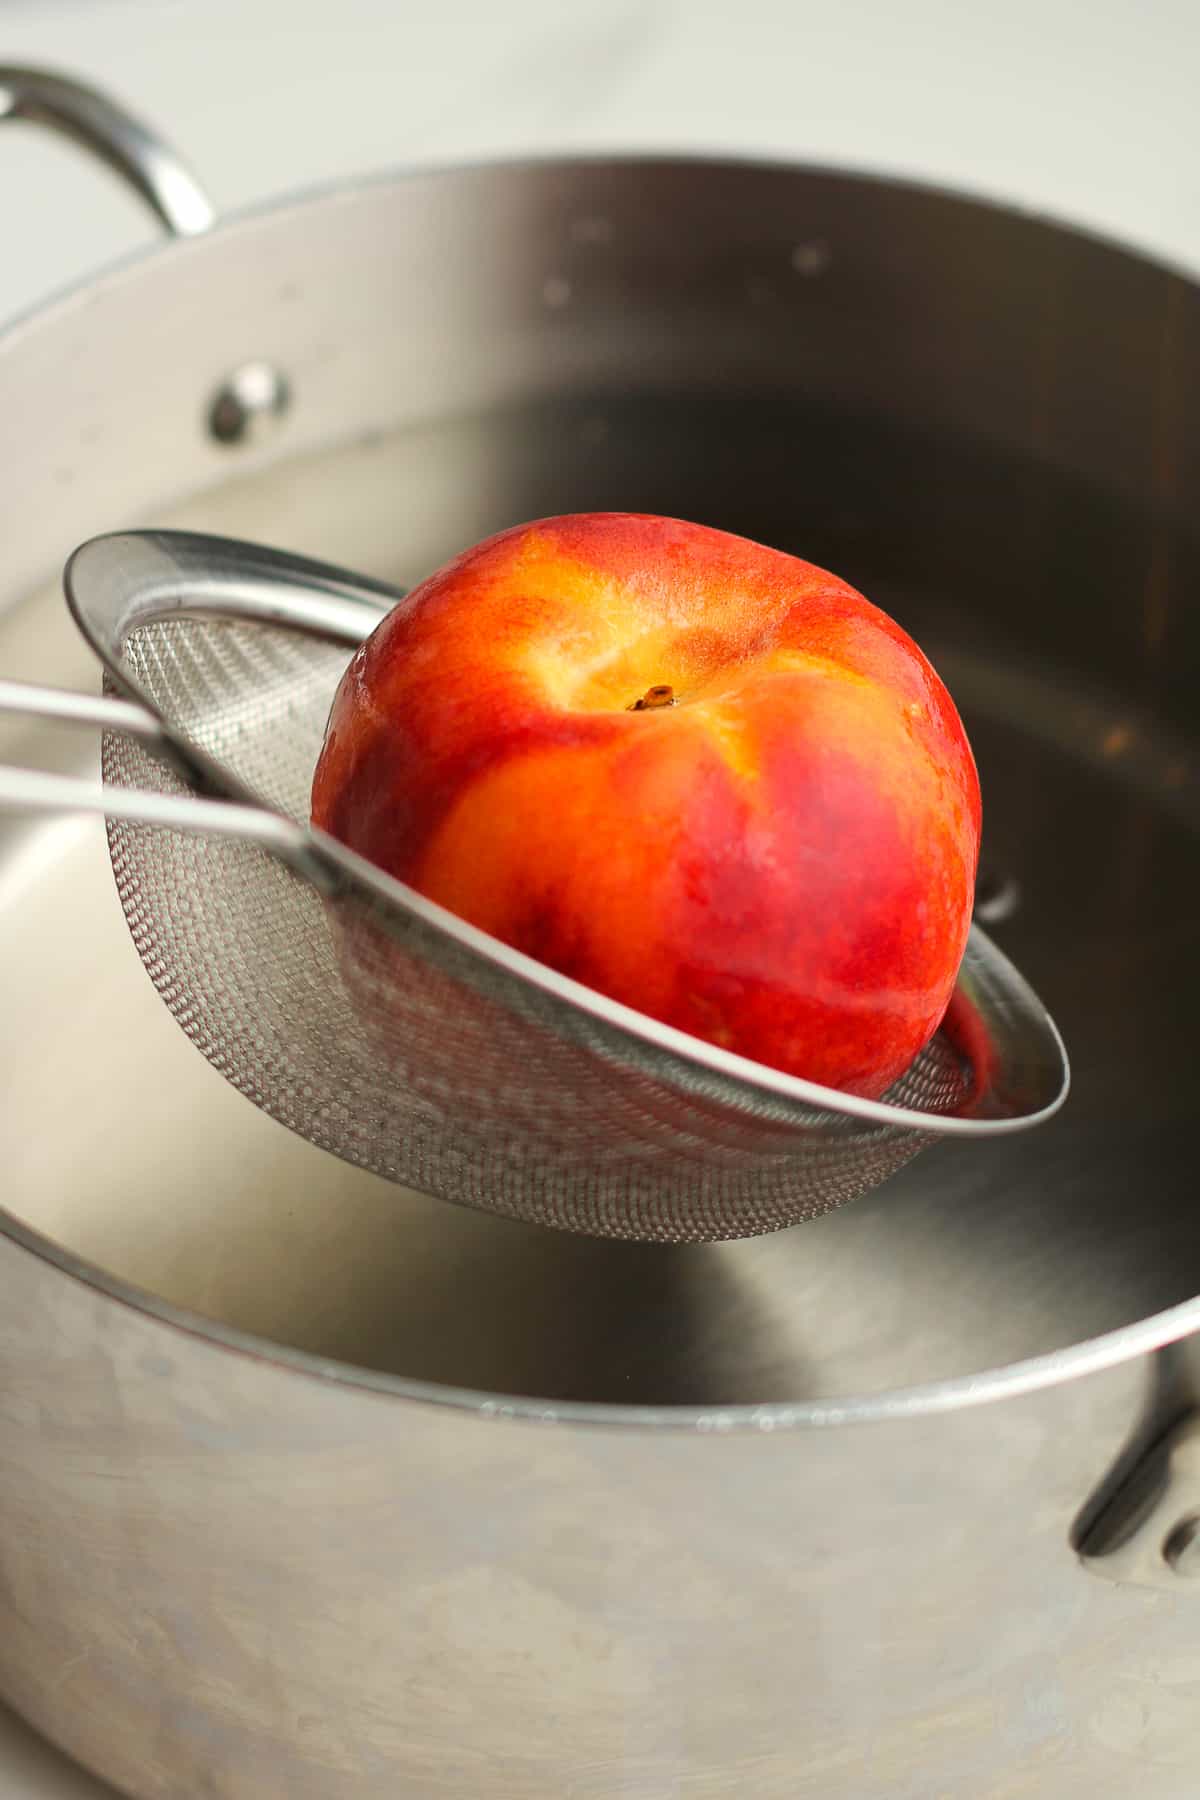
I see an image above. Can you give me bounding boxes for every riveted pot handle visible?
[1076,1410,1200,1593]
[0,65,214,237]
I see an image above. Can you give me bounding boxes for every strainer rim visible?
[64,527,1070,1143]
[316,825,1070,1138]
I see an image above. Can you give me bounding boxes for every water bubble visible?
[542,275,572,308]
[790,239,832,277]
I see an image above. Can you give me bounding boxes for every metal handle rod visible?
[0,675,166,746]
[0,65,215,237]
[0,766,315,862]
[0,678,330,886]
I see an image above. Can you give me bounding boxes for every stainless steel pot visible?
[1,66,1199,1800]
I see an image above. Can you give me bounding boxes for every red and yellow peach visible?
[312,513,980,1098]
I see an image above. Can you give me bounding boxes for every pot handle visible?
[1076,1409,1200,1592]
[0,65,214,237]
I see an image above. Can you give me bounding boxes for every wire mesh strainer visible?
[0,530,1068,1243]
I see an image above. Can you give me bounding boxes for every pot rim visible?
[3,144,1198,358]
[4,147,1196,1429]
[3,1197,1196,1431]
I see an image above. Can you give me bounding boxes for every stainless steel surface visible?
[0,528,1063,1244]
[208,361,291,447]
[3,1221,1199,1800]
[0,65,214,238]
[0,78,1198,1797]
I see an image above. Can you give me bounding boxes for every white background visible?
[0,0,1197,1791]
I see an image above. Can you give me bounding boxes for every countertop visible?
[1,0,1198,1791]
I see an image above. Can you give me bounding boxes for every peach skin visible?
[311,513,980,1098]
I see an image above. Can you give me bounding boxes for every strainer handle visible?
[0,677,328,883]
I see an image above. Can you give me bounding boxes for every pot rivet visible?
[1162,1515,1200,1576]
[208,361,290,447]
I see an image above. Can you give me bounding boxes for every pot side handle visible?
[1076,1410,1200,1593]
[0,64,214,237]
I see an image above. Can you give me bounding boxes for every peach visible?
[311,513,980,1098]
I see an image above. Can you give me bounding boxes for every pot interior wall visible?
[2,370,1197,1408]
